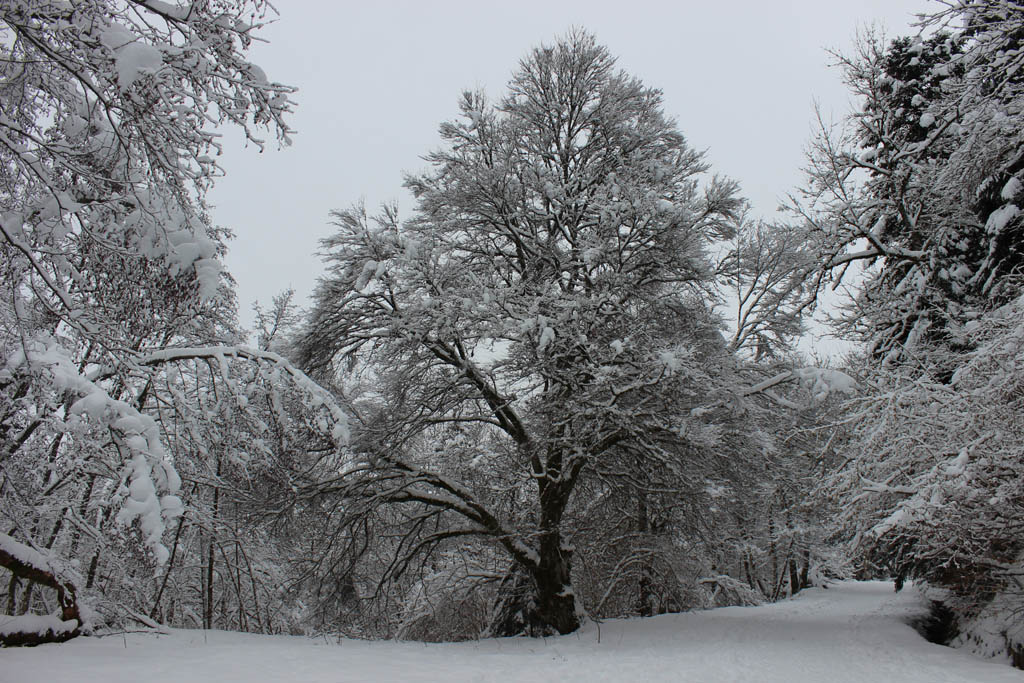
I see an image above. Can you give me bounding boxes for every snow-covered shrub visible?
[828,293,1024,659]
[395,553,495,642]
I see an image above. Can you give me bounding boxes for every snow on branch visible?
[138,345,350,445]
[4,337,182,564]
[740,367,857,406]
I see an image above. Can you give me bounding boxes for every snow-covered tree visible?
[801,1,1024,664]
[297,31,760,636]
[0,0,358,642]
[827,293,1024,660]
[718,216,815,360]
[796,6,1023,367]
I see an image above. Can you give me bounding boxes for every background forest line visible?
[2,0,1023,666]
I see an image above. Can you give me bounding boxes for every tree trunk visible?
[6,573,19,614]
[799,548,810,590]
[768,508,778,594]
[532,472,581,635]
[487,550,580,638]
[788,556,801,597]
[636,488,655,617]
[533,528,579,635]
[488,479,580,637]
[85,502,113,590]
[150,512,187,620]
[205,455,222,630]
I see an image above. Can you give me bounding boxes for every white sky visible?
[209,0,927,344]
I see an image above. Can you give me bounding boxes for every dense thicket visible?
[0,0,354,643]
[798,0,1024,664]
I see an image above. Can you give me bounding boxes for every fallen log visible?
[0,533,81,646]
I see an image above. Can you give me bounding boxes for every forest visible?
[1,0,1023,669]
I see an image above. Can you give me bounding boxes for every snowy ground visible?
[4,582,1022,682]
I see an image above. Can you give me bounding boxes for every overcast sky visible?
[209,0,928,343]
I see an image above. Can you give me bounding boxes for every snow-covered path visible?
[3,582,1021,682]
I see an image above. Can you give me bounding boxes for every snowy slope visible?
[3,582,1021,682]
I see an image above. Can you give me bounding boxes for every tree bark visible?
[488,551,580,638]
[489,476,581,637]
[205,454,222,630]
[788,556,801,597]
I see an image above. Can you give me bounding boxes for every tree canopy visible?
[298,31,769,636]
